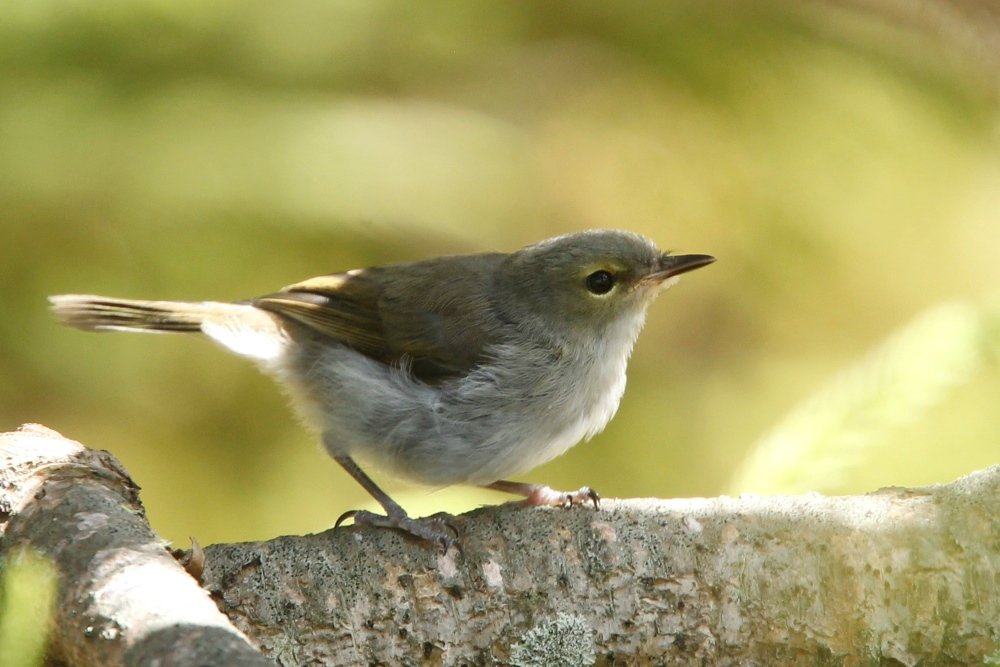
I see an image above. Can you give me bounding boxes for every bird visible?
[50,229,714,546]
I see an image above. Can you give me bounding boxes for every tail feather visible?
[49,294,290,363]
[49,295,213,333]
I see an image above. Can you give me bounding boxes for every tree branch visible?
[204,469,1000,665]
[2,425,997,666]
[0,425,272,667]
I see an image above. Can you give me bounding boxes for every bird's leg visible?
[485,480,600,508]
[333,454,457,549]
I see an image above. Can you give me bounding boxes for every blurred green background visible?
[2,1,998,546]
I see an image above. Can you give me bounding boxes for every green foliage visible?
[1,1,998,543]
[728,301,999,494]
[0,549,58,667]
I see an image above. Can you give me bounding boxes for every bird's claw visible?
[336,509,459,550]
[525,484,601,509]
[575,486,601,508]
[560,485,600,509]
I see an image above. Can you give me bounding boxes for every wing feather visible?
[252,254,506,384]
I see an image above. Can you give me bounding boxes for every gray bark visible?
[0,424,273,667]
[1,425,998,666]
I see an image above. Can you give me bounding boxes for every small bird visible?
[50,229,713,546]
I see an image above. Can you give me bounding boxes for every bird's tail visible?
[49,294,290,363]
[49,295,222,333]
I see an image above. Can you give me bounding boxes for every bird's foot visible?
[485,480,601,508]
[524,484,601,509]
[335,509,459,550]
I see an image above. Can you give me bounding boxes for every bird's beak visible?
[644,254,716,284]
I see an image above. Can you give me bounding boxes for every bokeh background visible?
[2,1,998,546]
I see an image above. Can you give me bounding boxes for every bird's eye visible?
[585,270,615,295]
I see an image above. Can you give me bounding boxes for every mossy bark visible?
[2,425,997,666]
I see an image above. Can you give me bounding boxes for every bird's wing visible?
[252,254,504,384]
